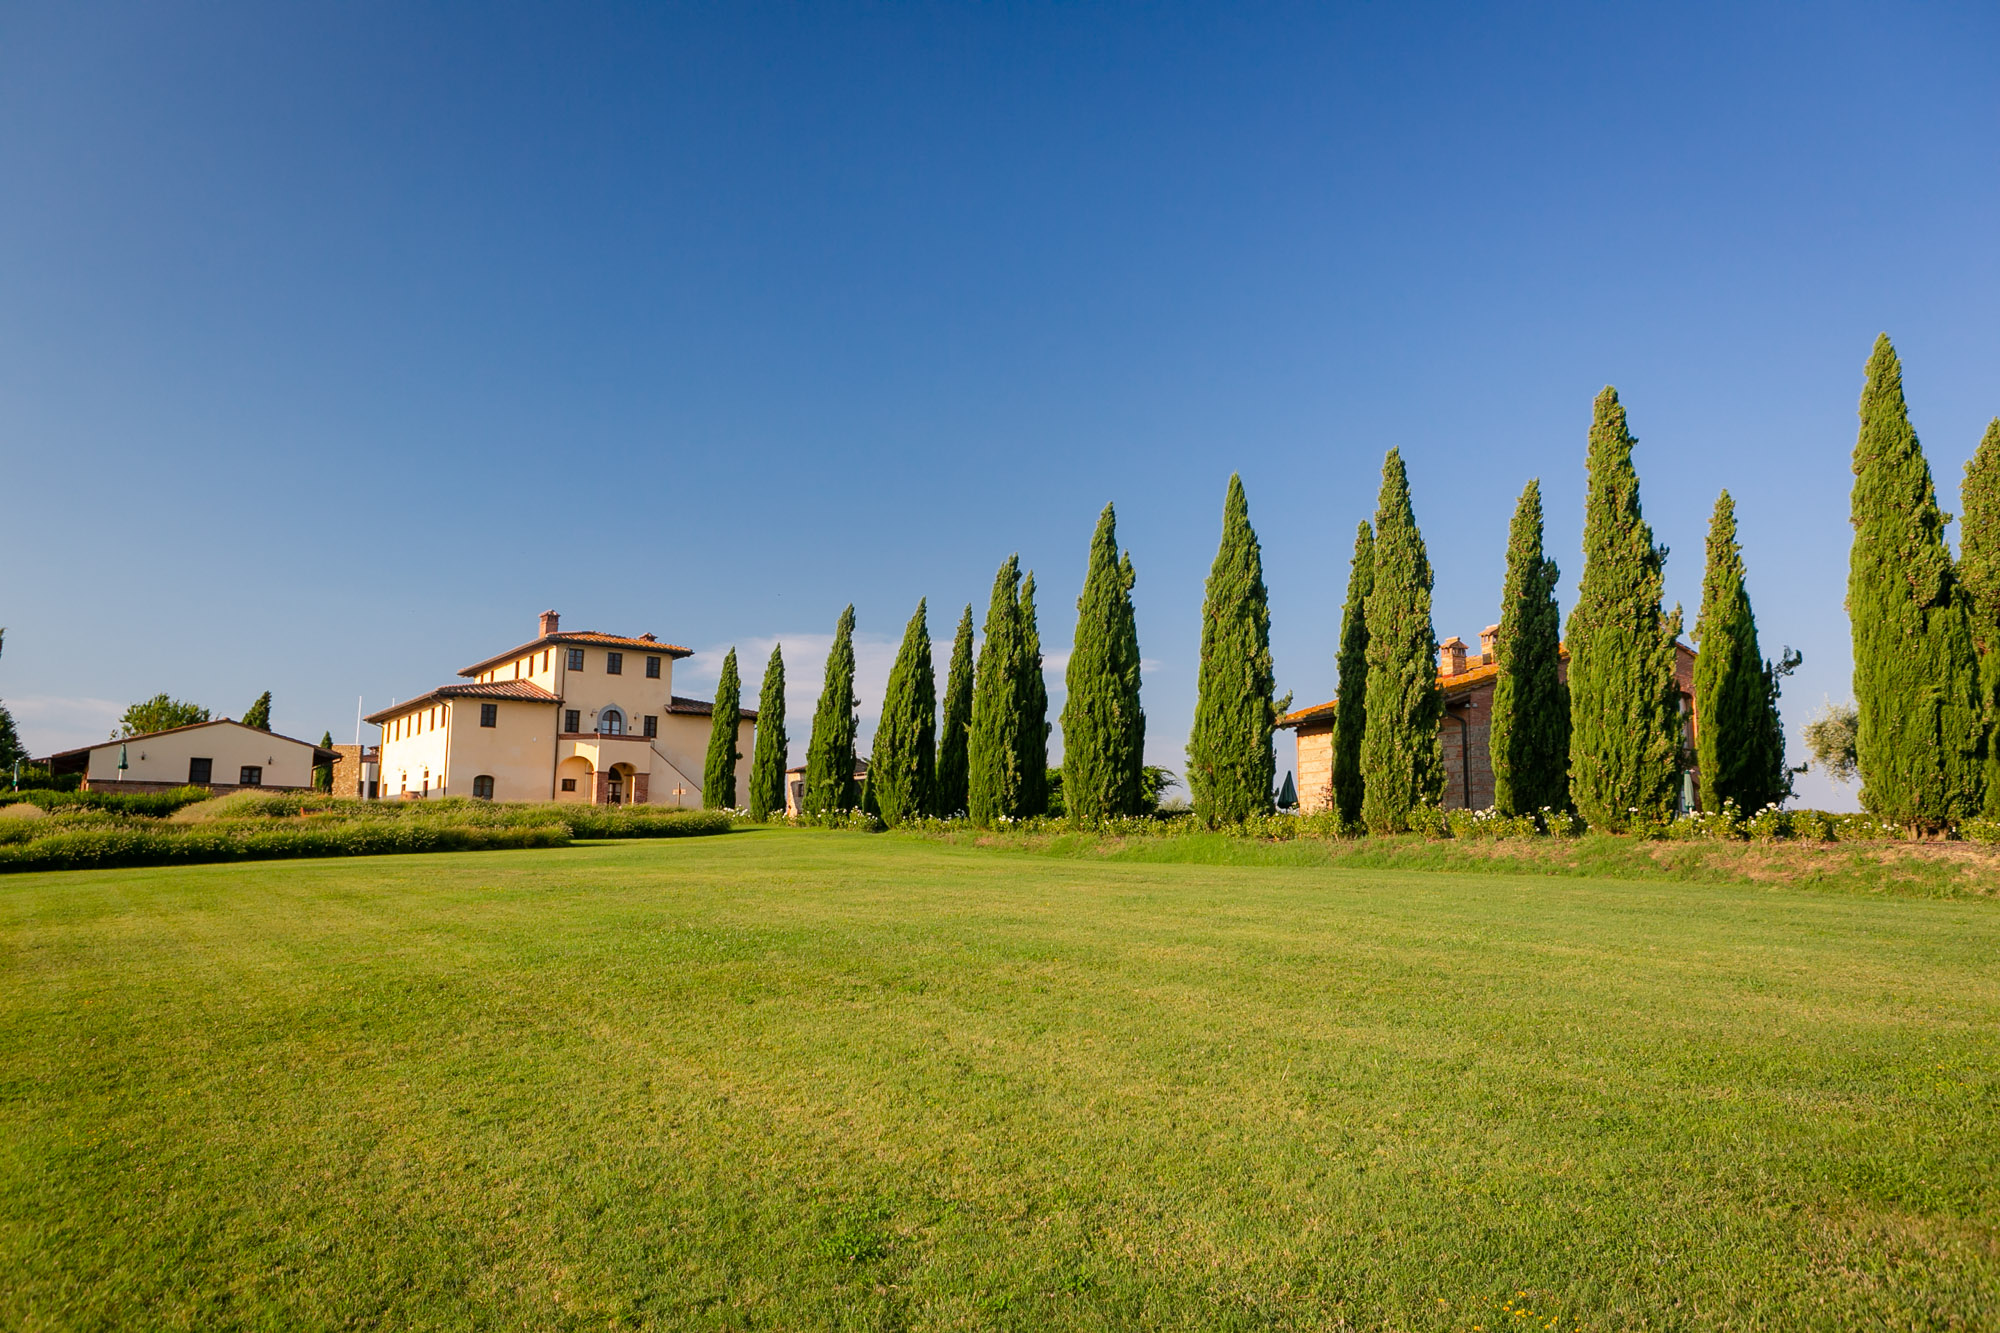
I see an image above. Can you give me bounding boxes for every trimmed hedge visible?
[0,821,570,873]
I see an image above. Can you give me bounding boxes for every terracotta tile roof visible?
[667,695,759,721]
[365,681,558,724]
[458,631,692,678]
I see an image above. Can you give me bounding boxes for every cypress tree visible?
[1185,474,1277,824]
[969,558,1026,825]
[1692,493,1787,812]
[1330,522,1373,823]
[1489,480,1569,816]
[747,646,788,820]
[1962,419,2000,815]
[1061,503,1146,820]
[872,599,938,827]
[935,606,975,816]
[1359,449,1444,832]
[1848,336,1985,831]
[803,606,860,816]
[702,648,743,810]
[315,730,334,792]
[242,692,272,731]
[1018,574,1051,817]
[1566,387,1683,830]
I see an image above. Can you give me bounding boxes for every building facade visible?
[47,719,339,794]
[1282,625,1699,814]
[366,611,756,805]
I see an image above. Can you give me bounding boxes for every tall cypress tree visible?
[1062,503,1146,820]
[1489,480,1568,816]
[1359,449,1444,832]
[242,692,272,731]
[1018,574,1050,817]
[1566,387,1683,830]
[315,730,334,792]
[1961,418,2000,816]
[1186,474,1277,824]
[1330,522,1373,823]
[872,600,937,827]
[702,648,743,810]
[747,645,788,820]
[1848,336,1985,831]
[935,606,975,816]
[1693,493,1788,812]
[803,606,860,816]
[969,558,1026,825]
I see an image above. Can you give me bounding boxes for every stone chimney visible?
[1479,624,1499,663]
[539,610,560,637]
[1440,636,1468,677]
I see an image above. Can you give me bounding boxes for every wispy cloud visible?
[5,694,123,755]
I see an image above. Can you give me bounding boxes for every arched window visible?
[472,775,495,800]
[598,708,625,735]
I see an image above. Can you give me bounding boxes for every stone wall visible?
[1295,724,1334,813]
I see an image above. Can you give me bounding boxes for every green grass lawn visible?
[3,831,1996,1331]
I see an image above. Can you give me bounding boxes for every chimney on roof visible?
[1441,636,1469,677]
[1479,624,1499,663]
[539,610,560,637]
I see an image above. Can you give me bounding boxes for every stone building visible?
[1280,626,1699,814]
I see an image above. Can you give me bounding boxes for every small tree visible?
[1566,387,1683,830]
[1490,480,1568,816]
[1359,449,1443,832]
[803,607,860,816]
[1961,418,2000,815]
[1061,503,1146,820]
[872,600,938,827]
[702,648,743,810]
[1846,335,1984,831]
[969,558,1027,825]
[1018,574,1051,817]
[935,606,975,816]
[242,692,273,732]
[747,646,788,820]
[314,731,334,792]
[1186,475,1279,824]
[1802,701,1859,785]
[116,695,209,738]
[1330,522,1373,824]
[1693,492,1792,812]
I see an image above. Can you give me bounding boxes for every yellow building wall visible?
[656,713,754,808]
[441,700,559,801]
[378,701,453,798]
[550,646,678,736]
[86,722,317,789]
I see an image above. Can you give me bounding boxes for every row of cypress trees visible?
[1182,390,1799,833]
[714,503,1148,826]
[703,334,1996,833]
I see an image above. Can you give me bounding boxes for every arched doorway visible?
[606,761,639,805]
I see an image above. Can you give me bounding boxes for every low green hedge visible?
[0,821,570,873]
[0,786,213,816]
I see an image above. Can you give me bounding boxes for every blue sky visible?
[4,2,1997,808]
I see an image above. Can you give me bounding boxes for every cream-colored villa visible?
[366,611,755,805]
